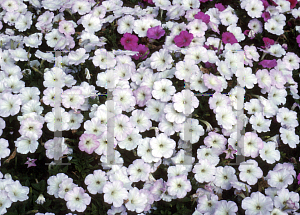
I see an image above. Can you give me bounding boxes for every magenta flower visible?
[143,0,154,4]
[131,44,149,60]
[174,31,194,48]
[262,37,275,49]
[223,145,237,159]
[120,33,139,50]
[147,26,165,39]
[79,133,100,154]
[261,0,270,9]
[288,0,297,9]
[222,32,238,45]
[296,35,300,47]
[25,157,37,168]
[194,12,210,24]
[215,3,226,12]
[259,59,277,68]
[244,30,250,36]
[262,12,271,22]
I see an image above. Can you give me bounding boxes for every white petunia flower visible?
[279,127,299,148]
[242,192,273,215]
[64,187,91,212]
[81,14,102,33]
[213,166,237,190]
[245,0,264,18]
[152,79,176,102]
[92,49,116,69]
[85,170,107,195]
[267,168,294,189]
[150,133,176,159]
[179,118,204,144]
[236,67,257,89]
[58,178,77,199]
[44,107,70,132]
[5,180,29,202]
[24,33,42,48]
[150,49,174,72]
[0,92,22,117]
[239,159,263,185]
[249,112,271,133]
[15,136,39,154]
[265,19,284,35]
[166,175,191,199]
[67,48,89,66]
[172,90,199,115]
[0,138,10,159]
[127,159,151,182]
[259,141,280,164]
[276,107,298,128]
[193,160,216,183]
[219,10,238,26]
[9,48,30,62]
[103,181,128,208]
[117,15,135,34]
[214,200,238,215]
[125,187,148,213]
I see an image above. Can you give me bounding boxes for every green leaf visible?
[91,203,98,215]
[31,183,40,191]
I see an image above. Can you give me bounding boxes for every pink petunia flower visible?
[215,3,226,11]
[261,0,270,9]
[262,37,275,49]
[259,59,277,68]
[297,173,300,185]
[174,31,194,48]
[296,35,300,47]
[288,0,297,9]
[120,33,139,50]
[131,44,149,60]
[262,12,271,22]
[194,12,211,24]
[147,26,165,40]
[223,145,237,159]
[25,157,37,168]
[222,32,238,45]
[143,0,154,4]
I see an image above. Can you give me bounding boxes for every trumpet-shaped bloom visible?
[174,30,193,47]
[172,90,199,115]
[150,49,174,71]
[242,192,273,215]
[147,25,165,39]
[259,141,280,164]
[120,33,138,50]
[150,133,176,158]
[5,180,29,202]
[0,93,22,117]
[78,133,100,154]
[64,187,91,212]
[103,181,128,208]
[0,138,10,159]
[239,160,263,185]
[166,175,191,199]
[84,170,108,194]
[152,79,176,102]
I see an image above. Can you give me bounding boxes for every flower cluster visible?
[0,0,299,214]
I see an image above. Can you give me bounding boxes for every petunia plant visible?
[0,0,300,214]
